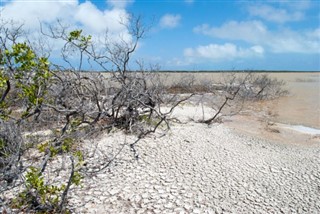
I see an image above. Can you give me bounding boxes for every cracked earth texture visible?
[68,123,320,213]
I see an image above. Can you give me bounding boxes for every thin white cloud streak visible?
[247,4,304,23]
[107,0,134,9]
[194,21,320,54]
[159,14,181,29]
[184,43,264,61]
[278,0,312,11]
[194,21,267,44]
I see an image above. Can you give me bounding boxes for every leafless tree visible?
[198,71,288,124]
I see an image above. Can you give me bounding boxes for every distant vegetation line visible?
[155,70,320,73]
[78,70,320,73]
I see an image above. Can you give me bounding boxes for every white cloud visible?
[0,0,130,36]
[0,0,137,68]
[279,0,311,11]
[74,1,107,33]
[184,43,264,61]
[159,14,181,29]
[194,21,320,54]
[74,1,128,34]
[0,1,77,29]
[268,28,320,53]
[250,45,264,54]
[248,4,304,23]
[107,0,133,9]
[194,21,267,44]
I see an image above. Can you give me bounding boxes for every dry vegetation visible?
[0,17,288,213]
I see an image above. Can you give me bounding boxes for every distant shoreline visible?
[77,70,320,73]
[154,70,320,73]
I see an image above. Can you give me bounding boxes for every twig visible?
[58,156,74,213]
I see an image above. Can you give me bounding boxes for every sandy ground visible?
[1,102,319,213]
[103,71,320,128]
[2,72,319,213]
[64,102,320,213]
[154,72,320,129]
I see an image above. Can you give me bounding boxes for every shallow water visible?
[267,73,320,129]
[170,72,320,129]
[283,125,320,135]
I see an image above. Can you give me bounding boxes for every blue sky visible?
[1,0,320,71]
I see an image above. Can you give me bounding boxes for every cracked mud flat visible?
[68,121,320,213]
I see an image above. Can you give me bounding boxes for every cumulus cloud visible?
[184,43,264,61]
[248,4,304,23]
[0,0,130,37]
[0,1,77,29]
[0,0,137,69]
[194,21,320,54]
[74,1,128,33]
[159,14,181,29]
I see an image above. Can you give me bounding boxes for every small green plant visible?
[70,118,82,131]
[37,138,75,156]
[73,150,84,166]
[62,138,74,152]
[138,114,161,126]
[37,141,49,153]
[12,159,83,213]
[11,167,65,211]
[37,141,59,157]
[71,171,82,186]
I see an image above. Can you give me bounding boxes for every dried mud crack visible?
[69,123,320,213]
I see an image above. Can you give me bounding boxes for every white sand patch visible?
[163,104,217,123]
[278,124,320,135]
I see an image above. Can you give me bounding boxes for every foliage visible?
[0,41,51,119]
[12,167,64,209]
[67,30,92,49]
[11,165,79,213]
